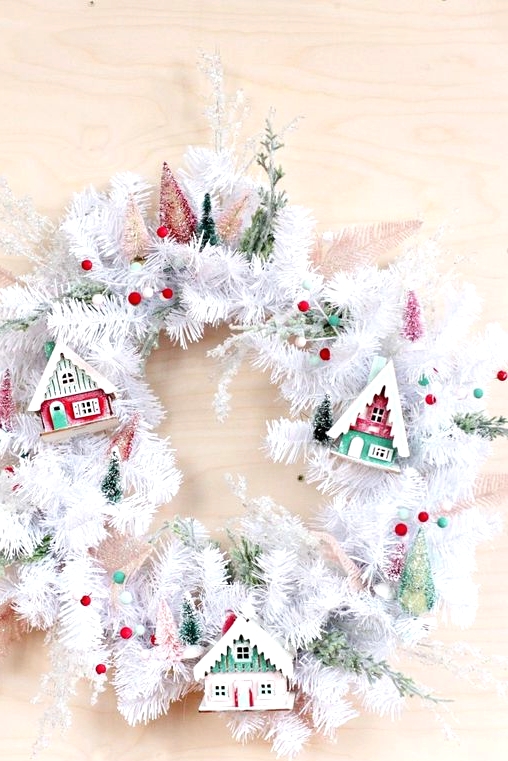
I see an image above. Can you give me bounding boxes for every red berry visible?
[497,370,508,381]
[150,633,157,646]
[4,466,14,475]
[319,348,331,361]
[161,288,174,300]
[425,394,436,405]
[394,523,408,537]
[95,663,107,675]
[81,259,93,271]
[80,595,92,606]
[418,511,429,523]
[127,291,142,306]
[297,300,310,312]
[120,626,133,639]
[157,225,169,238]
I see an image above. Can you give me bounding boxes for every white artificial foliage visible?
[10,558,60,628]
[0,61,506,758]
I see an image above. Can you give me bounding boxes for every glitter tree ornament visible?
[154,600,184,664]
[216,195,249,245]
[402,289,424,342]
[397,528,436,615]
[107,413,140,461]
[197,193,218,249]
[0,369,14,431]
[101,451,122,504]
[121,195,150,263]
[159,162,197,244]
[386,542,407,581]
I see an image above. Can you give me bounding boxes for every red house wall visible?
[40,389,113,432]
[350,391,393,440]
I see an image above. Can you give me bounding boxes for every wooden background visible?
[1,1,508,759]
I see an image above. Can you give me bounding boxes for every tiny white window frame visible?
[259,682,274,695]
[72,398,100,419]
[213,684,227,697]
[370,406,384,423]
[60,370,76,386]
[368,444,393,462]
[235,644,250,661]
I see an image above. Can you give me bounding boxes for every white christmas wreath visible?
[0,57,507,757]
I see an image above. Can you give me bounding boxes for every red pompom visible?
[297,300,310,312]
[150,633,157,646]
[127,291,142,306]
[156,225,169,239]
[394,523,408,537]
[222,611,237,634]
[418,511,429,523]
[161,288,174,300]
[497,370,508,381]
[80,595,92,606]
[425,394,436,405]
[95,663,107,675]
[81,259,93,271]
[319,348,331,361]
[120,626,133,639]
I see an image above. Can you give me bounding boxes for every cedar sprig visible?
[308,629,443,702]
[454,412,508,440]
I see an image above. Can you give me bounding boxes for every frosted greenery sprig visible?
[227,532,263,586]
[454,412,508,440]
[240,119,287,261]
[308,630,443,702]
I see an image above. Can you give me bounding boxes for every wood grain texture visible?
[0,1,507,759]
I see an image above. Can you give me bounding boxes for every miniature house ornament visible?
[27,342,119,442]
[193,615,295,712]
[327,356,409,472]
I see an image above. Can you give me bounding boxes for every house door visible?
[234,681,253,709]
[347,435,364,459]
[49,401,68,430]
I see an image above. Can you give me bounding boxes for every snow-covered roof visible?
[193,616,294,680]
[327,359,409,457]
[27,342,117,411]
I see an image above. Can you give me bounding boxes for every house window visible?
[213,685,227,697]
[60,370,76,386]
[370,406,384,423]
[235,644,250,661]
[259,682,273,695]
[368,444,393,462]
[72,398,100,418]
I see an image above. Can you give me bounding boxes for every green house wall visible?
[335,429,397,466]
[210,636,277,674]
